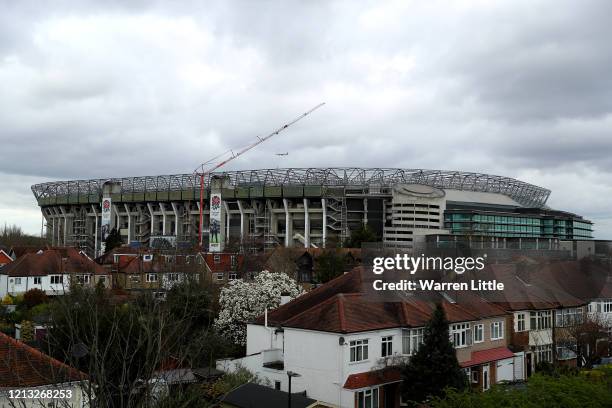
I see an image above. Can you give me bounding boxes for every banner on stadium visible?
[209,193,222,252]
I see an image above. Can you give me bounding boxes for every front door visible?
[526,352,533,377]
[482,364,490,391]
[382,383,398,408]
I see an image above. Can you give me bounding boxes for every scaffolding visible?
[71,207,93,254]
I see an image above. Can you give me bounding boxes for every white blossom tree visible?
[214,270,304,346]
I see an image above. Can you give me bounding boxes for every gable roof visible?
[0,249,13,265]
[201,252,245,273]
[222,382,317,408]
[256,267,508,333]
[0,332,87,387]
[1,248,107,277]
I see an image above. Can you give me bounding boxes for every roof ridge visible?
[282,293,345,326]
[264,268,359,315]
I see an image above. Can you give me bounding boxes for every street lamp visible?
[286,371,301,408]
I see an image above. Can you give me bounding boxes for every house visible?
[265,247,362,285]
[112,253,203,293]
[198,252,246,283]
[0,247,110,298]
[220,382,319,408]
[95,247,205,294]
[0,331,91,407]
[217,267,519,407]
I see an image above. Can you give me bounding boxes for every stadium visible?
[31,168,593,256]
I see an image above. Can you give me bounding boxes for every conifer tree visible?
[401,303,467,403]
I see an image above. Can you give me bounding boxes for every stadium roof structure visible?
[32,167,551,207]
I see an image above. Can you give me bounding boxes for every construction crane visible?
[193,102,325,248]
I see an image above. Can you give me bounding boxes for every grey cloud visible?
[0,0,611,238]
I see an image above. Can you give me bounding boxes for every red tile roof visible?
[0,332,87,387]
[257,267,508,333]
[202,253,245,273]
[1,248,106,277]
[0,250,13,265]
[460,346,515,368]
[343,367,401,389]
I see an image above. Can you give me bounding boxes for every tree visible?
[45,278,225,407]
[214,271,303,346]
[22,288,48,309]
[315,249,346,283]
[208,366,267,399]
[561,313,611,368]
[20,320,35,342]
[401,304,466,403]
[104,227,123,253]
[344,224,378,248]
[0,223,48,247]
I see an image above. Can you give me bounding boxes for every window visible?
[146,273,158,283]
[603,301,612,313]
[15,278,22,285]
[530,311,552,330]
[471,369,479,384]
[450,323,472,348]
[356,387,379,408]
[474,324,484,343]
[274,380,281,390]
[516,313,526,332]
[229,272,238,280]
[490,321,504,340]
[76,275,91,284]
[130,275,140,283]
[34,277,41,285]
[50,275,63,285]
[231,255,237,266]
[556,342,577,360]
[216,272,224,281]
[214,254,221,264]
[381,336,393,357]
[402,328,423,355]
[534,344,553,364]
[556,308,583,327]
[99,276,106,284]
[350,339,369,362]
[167,273,179,282]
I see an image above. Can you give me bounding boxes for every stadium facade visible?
[31,168,593,256]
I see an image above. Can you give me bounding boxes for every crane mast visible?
[194,103,325,249]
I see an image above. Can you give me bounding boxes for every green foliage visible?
[429,371,612,408]
[154,384,213,408]
[208,367,264,399]
[401,304,467,403]
[343,224,378,248]
[104,228,123,253]
[315,249,347,283]
[27,302,51,320]
[22,288,48,309]
[20,320,34,342]
[1,294,14,305]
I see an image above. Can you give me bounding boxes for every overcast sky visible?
[1,0,611,238]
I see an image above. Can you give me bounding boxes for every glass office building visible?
[444,206,593,240]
